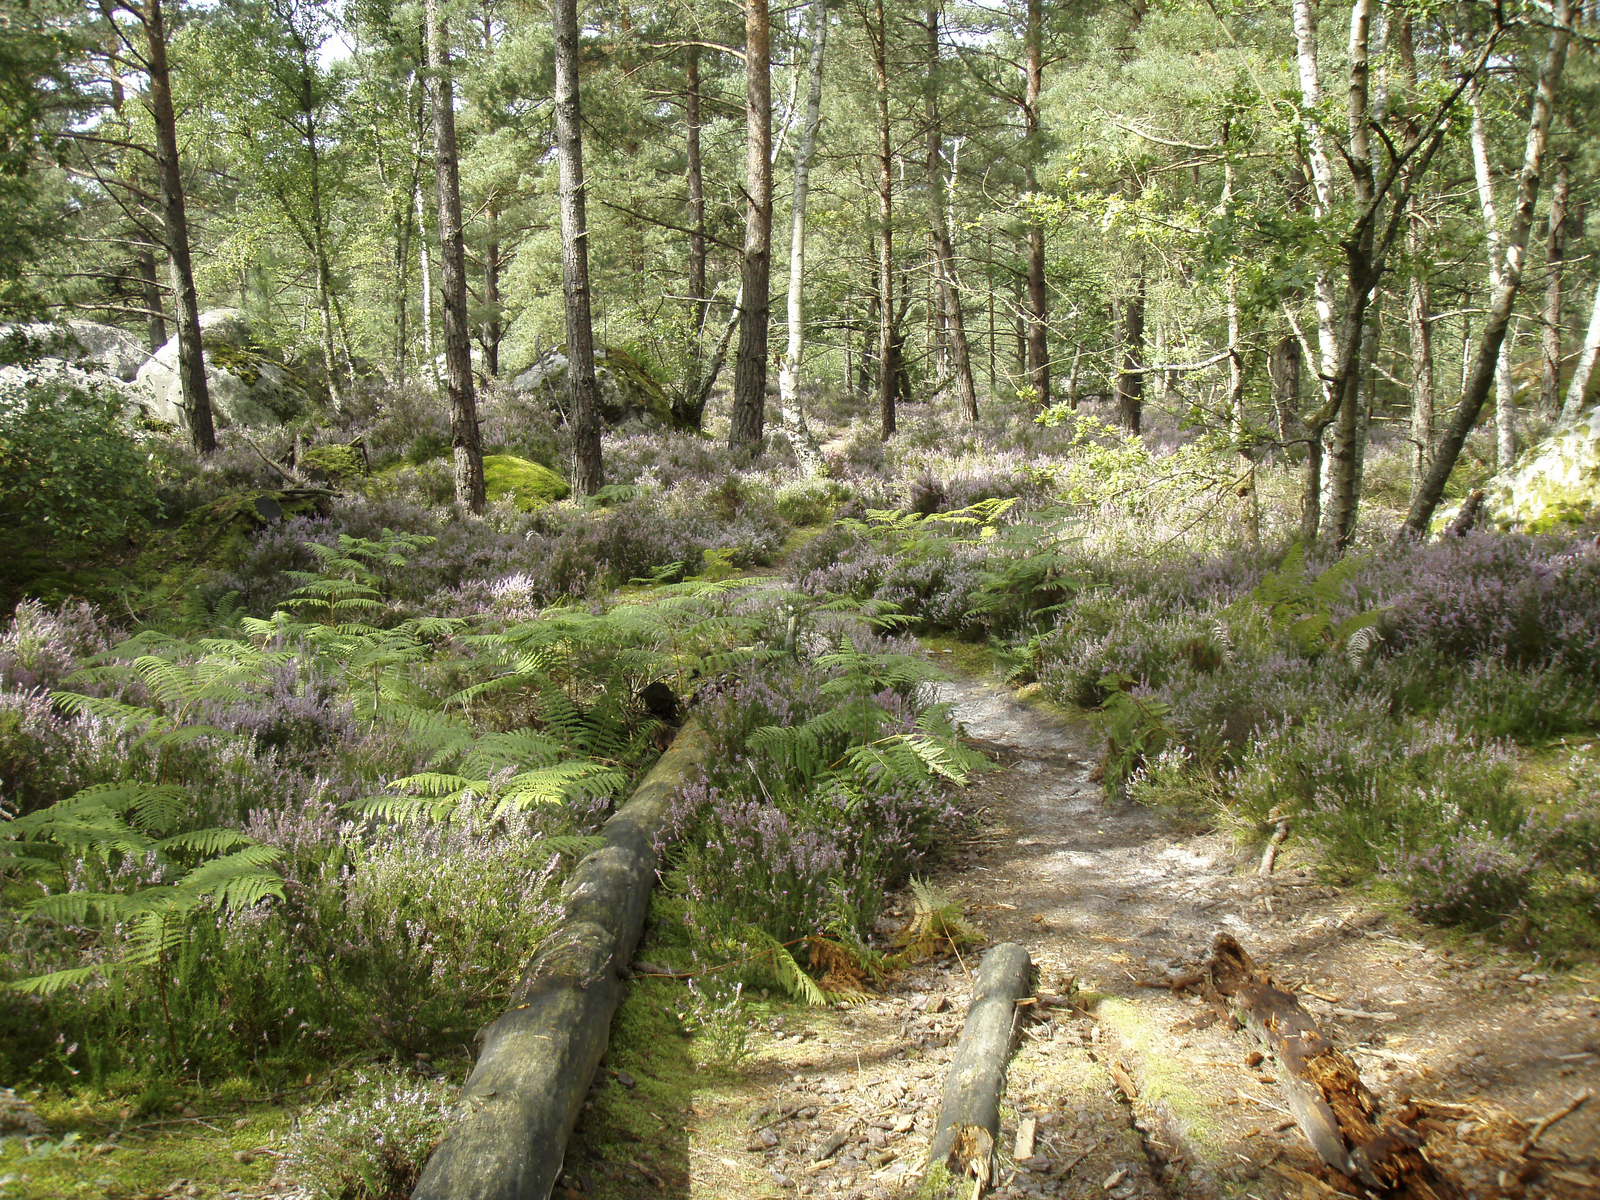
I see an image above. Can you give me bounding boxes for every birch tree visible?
[776,0,826,469]
[1404,0,1575,538]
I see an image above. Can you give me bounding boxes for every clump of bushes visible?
[284,1068,457,1200]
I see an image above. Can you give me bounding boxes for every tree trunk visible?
[301,88,344,414]
[483,198,501,379]
[1116,265,1144,433]
[685,46,707,339]
[1402,0,1573,539]
[140,0,213,453]
[1397,13,1433,488]
[1022,0,1047,404]
[1222,127,1244,432]
[552,0,603,493]
[135,237,166,353]
[677,47,709,427]
[925,944,1033,1191]
[424,0,486,512]
[1206,936,1458,1199]
[1559,271,1600,423]
[1407,219,1435,486]
[776,0,826,470]
[926,1,978,423]
[1540,157,1569,416]
[412,723,712,1200]
[729,0,773,450]
[1292,0,1338,378]
[1470,90,1518,471]
[1325,0,1376,550]
[872,0,896,440]
[1269,334,1301,446]
[410,74,440,390]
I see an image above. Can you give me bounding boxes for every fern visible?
[741,927,829,1006]
[892,878,983,963]
[1248,541,1387,658]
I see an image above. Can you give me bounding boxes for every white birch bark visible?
[1292,0,1337,381]
[1560,274,1600,423]
[777,0,826,476]
[1472,91,1518,468]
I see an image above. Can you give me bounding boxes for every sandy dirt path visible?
[562,669,1600,1200]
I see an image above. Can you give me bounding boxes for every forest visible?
[2,0,1599,1197]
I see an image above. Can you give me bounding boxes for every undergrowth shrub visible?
[1389,826,1535,932]
[658,631,973,1001]
[284,1068,457,1200]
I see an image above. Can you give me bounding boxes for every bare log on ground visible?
[1204,934,1457,1200]
[926,942,1034,1193]
[413,721,710,1200]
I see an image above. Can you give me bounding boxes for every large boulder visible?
[511,344,680,429]
[0,319,149,381]
[1438,409,1600,533]
[135,309,308,429]
[62,319,150,381]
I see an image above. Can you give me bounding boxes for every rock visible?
[483,454,571,511]
[135,308,309,429]
[1,319,149,381]
[511,345,682,429]
[1438,408,1600,533]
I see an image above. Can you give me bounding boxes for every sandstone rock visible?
[511,344,680,429]
[135,308,308,429]
[1437,408,1600,533]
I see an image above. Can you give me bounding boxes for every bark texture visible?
[413,723,711,1200]
[729,0,773,450]
[1541,157,1569,416]
[140,0,214,453]
[1116,268,1145,433]
[1021,0,1047,404]
[872,0,896,440]
[776,0,826,473]
[1207,935,1457,1199]
[424,0,486,511]
[926,943,1033,1190]
[553,0,603,493]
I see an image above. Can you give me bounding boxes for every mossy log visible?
[1205,934,1456,1200]
[924,943,1034,1196]
[412,721,710,1200]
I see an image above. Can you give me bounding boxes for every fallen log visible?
[1204,934,1456,1200]
[924,942,1033,1197]
[413,721,710,1200]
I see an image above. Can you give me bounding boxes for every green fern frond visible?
[8,966,100,996]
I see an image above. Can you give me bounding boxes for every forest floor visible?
[561,660,1600,1200]
[6,636,1598,1200]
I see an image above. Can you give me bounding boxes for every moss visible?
[482,454,571,512]
[563,976,734,1198]
[0,1090,290,1198]
[596,346,677,428]
[1092,996,1226,1153]
[301,443,367,482]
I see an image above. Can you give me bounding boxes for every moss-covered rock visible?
[483,455,571,511]
[301,443,368,483]
[1437,409,1600,533]
[134,309,309,429]
[510,345,682,429]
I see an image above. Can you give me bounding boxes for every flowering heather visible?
[0,599,120,692]
[1390,827,1535,932]
[284,1068,458,1200]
